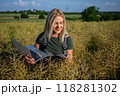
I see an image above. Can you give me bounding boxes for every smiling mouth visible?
[55,28,61,31]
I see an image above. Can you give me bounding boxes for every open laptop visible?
[11,38,48,62]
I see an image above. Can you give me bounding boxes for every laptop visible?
[11,38,48,62]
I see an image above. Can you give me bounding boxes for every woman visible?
[25,9,73,65]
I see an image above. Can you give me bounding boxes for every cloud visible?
[106,2,116,6]
[31,1,41,7]
[13,0,29,6]
[13,2,18,5]
[13,0,40,7]
[31,1,36,6]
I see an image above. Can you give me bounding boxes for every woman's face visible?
[53,16,64,35]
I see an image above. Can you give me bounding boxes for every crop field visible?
[0,13,81,23]
[0,13,43,23]
[0,18,46,23]
[0,19,120,80]
[0,13,40,17]
[0,13,80,17]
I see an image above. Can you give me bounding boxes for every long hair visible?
[42,9,68,43]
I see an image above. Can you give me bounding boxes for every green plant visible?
[21,13,29,18]
[39,14,45,19]
[14,15,20,20]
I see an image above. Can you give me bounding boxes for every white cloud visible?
[13,0,29,6]
[13,2,18,5]
[31,1,36,6]
[13,0,40,7]
[106,2,116,6]
[19,0,29,6]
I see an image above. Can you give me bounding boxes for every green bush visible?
[21,13,29,18]
[39,14,45,19]
[14,15,20,19]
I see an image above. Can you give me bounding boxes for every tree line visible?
[81,6,120,21]
[0,6,120,21]
[0,9,48,15]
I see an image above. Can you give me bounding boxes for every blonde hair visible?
[42,9,68,43]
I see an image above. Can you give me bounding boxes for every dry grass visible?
[0,20,120,80]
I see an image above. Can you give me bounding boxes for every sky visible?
[0,0,120,12]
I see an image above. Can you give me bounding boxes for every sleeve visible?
[36,32,44,44]
[66,36,73,50]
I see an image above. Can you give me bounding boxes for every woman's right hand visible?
[25,54,36,64]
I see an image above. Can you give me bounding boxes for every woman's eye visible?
[54,21,63,26]
[60,21,63,24]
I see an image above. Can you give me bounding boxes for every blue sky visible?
[0,0,120,12]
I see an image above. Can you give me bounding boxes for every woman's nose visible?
[57,23,60,27]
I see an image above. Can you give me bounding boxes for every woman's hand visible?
[25,54,36,64]
[25,43,40,64]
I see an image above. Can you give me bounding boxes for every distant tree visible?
[14,15,20,20]
[100,13,113,21]
[14,10,17,13]
[7,11,10,13]
[39,14,45,19]
[113,13,120,20]
[81,6,100,21]
[33,9,36,12]
[19,10,25,14]
[21,13,29,18]
[27,10,32,14]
